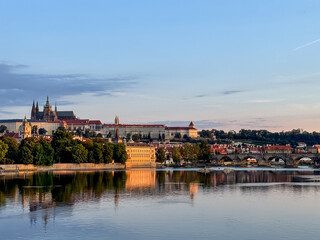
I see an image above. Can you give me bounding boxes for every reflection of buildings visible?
[125,171,156,189]
[189,182,199,200]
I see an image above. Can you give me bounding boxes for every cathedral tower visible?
[31,101,37,120]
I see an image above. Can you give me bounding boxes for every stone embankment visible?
[0,163,125,172]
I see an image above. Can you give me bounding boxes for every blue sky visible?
[0,0,320,131]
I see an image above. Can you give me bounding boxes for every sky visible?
[0,0,320,131]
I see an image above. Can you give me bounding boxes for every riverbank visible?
[0,163,125,172]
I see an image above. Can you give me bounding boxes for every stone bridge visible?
[212,153,320,167]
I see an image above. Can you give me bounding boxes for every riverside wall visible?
[0,163,125,172]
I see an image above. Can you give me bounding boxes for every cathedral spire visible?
[31,101,36,120]
[36,101,39,112]
[46,96,50,105]
[55,102,57,112]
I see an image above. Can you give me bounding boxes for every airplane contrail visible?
[294,38,320,51]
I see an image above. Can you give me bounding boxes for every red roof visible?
[264,145,293,151]
[89,120,102,125]
[65,119,90,125]
[3,132,20,139]
[165,127,194,130]
[103,124,165,127]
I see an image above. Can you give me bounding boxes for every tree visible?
[172,147,181,163]
[156,148,166,163]
[104,143,114,163]
[33,142,45,165]
[83,139,94,149]
[174,133,182,139]
[2,137,19,163]
[180,143,199,161]
[38,128,47,135]
[0,140,8,162]
[41,140,54,165]
[198,140,211,161]
[51,129,73,163]
[132,134,141,142]
[20,144,33,164]
[19,138,35,164]
[93,143,104,163]
[0,125,7,133]
[71,144,88,164]
[113,143,128,164]
[31,125,38,136]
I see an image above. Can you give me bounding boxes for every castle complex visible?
[0,97,199,141]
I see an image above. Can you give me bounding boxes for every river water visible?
[1,168,320,240]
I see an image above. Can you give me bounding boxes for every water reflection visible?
[1,170,319,210]
[2,170,320,240]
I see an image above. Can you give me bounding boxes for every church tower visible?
[19,115,32,139]
[115,115,120,125]
[31,101,37,120]
[43,96,52,121]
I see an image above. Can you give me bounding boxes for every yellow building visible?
[126,143,156,168]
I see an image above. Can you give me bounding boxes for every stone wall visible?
[0,163,125,172]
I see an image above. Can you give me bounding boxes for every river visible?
[1,168,320,240]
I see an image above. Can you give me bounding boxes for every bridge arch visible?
[217,155,234,166]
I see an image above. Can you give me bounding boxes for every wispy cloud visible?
[248,99,283,103]
[221,90,242,95]
[0,63,139,107]
[294,38,320,51]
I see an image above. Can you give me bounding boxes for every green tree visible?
[51,129,73,163]
[198,140,211,161]
[113,143,128,164]
[19,138,35,164]
[103,143,114,163]
[20,145,33,164]
[156,148,166,163]
[2,137,19,163]
[172,147,181,163]
[174,133,182,139]
[31,125,38,136]
[93,143,104,163]
[71,144,88,164]
[42,140,54,165]
[180,143,200,161]
[38,128,47,135]
[0,125,7,133]
[0,140,8,162]
[33,142,45,165]
[132,134,141,142]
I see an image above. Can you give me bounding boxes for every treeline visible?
[156,141,211,163]
[200,129,320,146]
[0,128,128,165]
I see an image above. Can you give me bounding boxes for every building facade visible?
[125,143,156,168]
[102,117,198,141]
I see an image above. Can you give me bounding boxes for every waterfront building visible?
[125,143,156,168]
[264,145,293,154]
